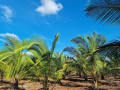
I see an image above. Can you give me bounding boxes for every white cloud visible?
[0,5,13,22]
[0,39,5,42]
[26,52,34,56]
[36,0,63,16]
[0,33,20,41]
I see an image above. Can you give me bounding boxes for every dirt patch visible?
[0,75,119,90]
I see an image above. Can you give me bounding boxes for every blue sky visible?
[0,0,120,52]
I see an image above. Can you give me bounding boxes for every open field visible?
[0,75,119,90]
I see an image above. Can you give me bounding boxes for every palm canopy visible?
[97,40,120,70]
[71,32,106,55]
[70,32,106,69]
[0,36,35,75]
[85,0,120,25]
[64,32,107,66]
[98,40,120,57]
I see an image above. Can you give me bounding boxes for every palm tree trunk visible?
[62,75,65,79]
[93,68,98,88]
[62,69,67,79]
[57,79,62,85]
[14,78,19,89]
[101,73,105,80]
[83,72,87,81]
[78,70,82,78]
[44,75,49,90]
[1,73,3,82]
[79,73,82,78]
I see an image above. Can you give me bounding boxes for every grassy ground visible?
[0,75,120,90]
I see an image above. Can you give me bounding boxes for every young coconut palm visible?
[52,52,67,85]
[63,47,88,80]
[0,36,34,89]
[70,32,107,87]
[27,33,59,90]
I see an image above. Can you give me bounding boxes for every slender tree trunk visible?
[44,75,49,90]
[101,73,105,80]
[77,69,82,78]
[14,78,19,89]
[37,78,40,82]
[93,68,98,88]
[92,75,98,89]
[79,72,82,78]
[62,75,65,80]
[1,73,3,82]
[62,69,67,80]
[83,72,87,81]
[57,79,62,85]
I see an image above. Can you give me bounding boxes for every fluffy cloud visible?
[0,39,5,42]
[0,5,13,22]
[36,0,63,16]
[26,52,34,56]
[0,33,20,41]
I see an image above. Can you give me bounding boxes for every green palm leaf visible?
[98,40,120,57]
[85,0,120,25]
[51,33,59,54]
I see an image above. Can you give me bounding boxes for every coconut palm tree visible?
[108,55,120,76]
[65,32,107,87]
[0,36,34,89]
[85,0,120,25]
[27,33,59,90]
[53,52,67,85]
[63,47,88,80]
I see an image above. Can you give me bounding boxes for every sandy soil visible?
[0,75,119,90]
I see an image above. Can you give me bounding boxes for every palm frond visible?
[63,47,79,56]
[98,40,120,57]
[71,36,89,53]
[51,33,59,54]
[85,0,120,25]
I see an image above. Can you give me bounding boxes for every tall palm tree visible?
[85,0,120,25]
